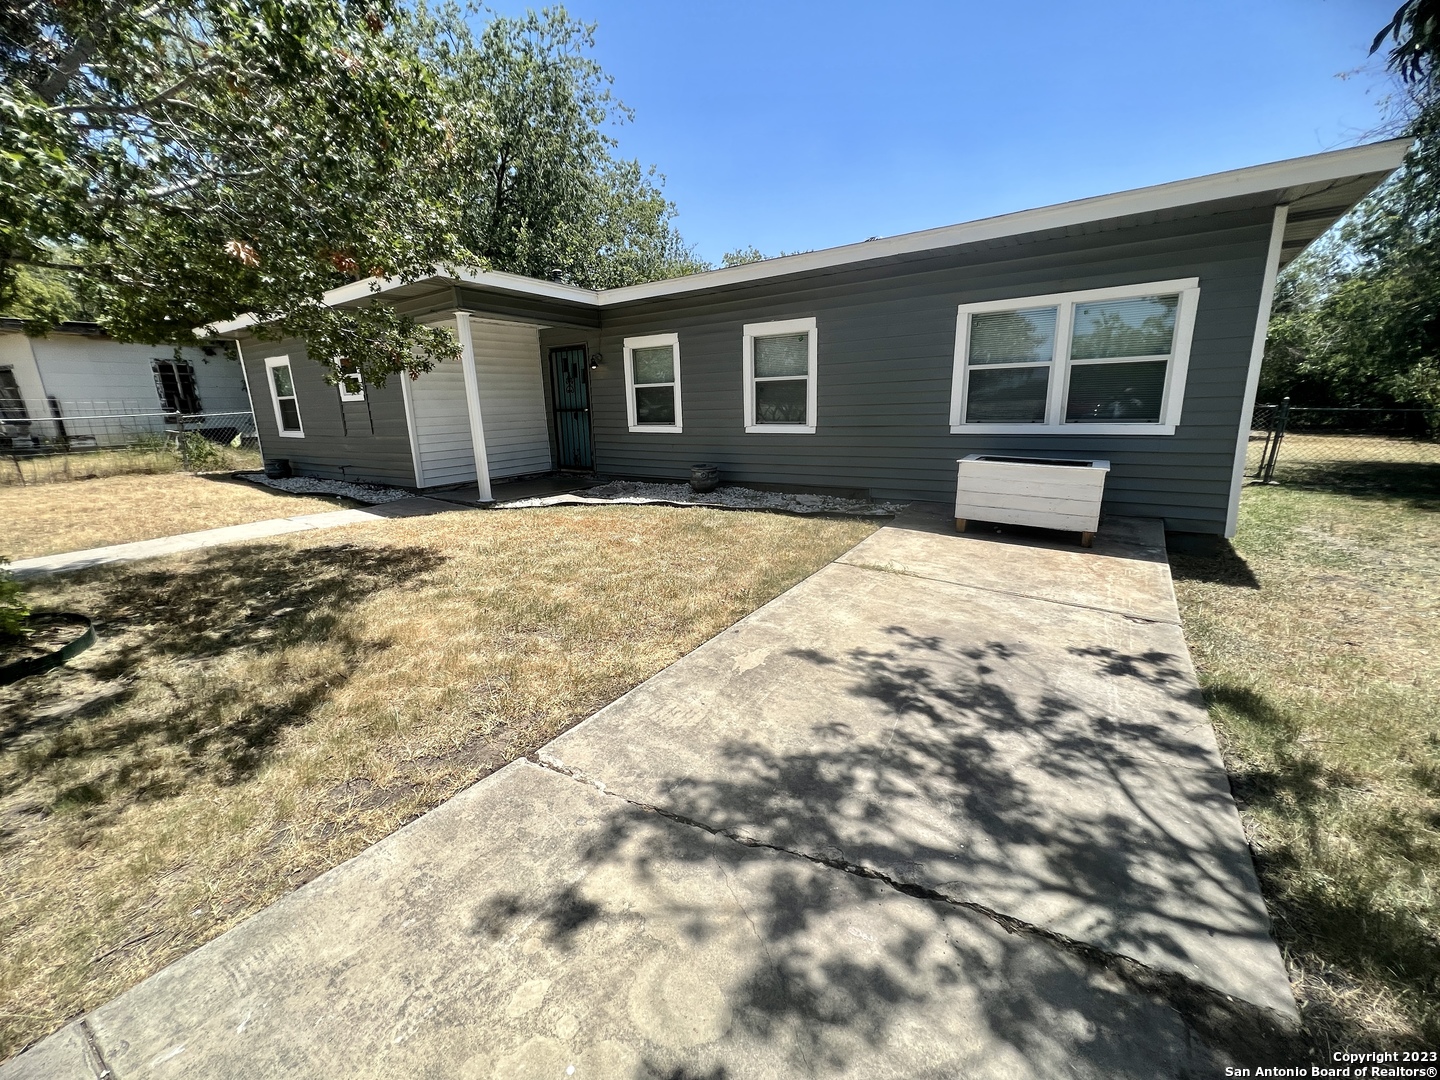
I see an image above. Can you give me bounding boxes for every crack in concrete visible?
[78,1018,116,1080]
[530,754,1301,1064]
[709,851,812,1074]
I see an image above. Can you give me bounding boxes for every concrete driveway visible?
[3,510,1295,1079]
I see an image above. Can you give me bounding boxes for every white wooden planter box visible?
[955,454,1110,546]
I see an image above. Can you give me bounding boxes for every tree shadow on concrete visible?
[511,609,1317,1075]
[0,542,445,830]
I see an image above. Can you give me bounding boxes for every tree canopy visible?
[1261,2,1439,415]
[1,2,704,384]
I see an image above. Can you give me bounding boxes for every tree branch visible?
[36,0,154,102]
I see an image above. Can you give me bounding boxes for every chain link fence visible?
[1,407,259,485]
[1246,399,1440,496]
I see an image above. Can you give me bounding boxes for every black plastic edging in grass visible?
[0,613,96,685]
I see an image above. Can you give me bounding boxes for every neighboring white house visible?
[0,319,249,449]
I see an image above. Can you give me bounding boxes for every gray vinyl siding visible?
[239,335,417,487]
[592,207,1275,534]
[231,205,1276,532]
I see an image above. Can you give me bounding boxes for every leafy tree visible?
[720,245,810,267]
[1259,7,1439,418]
[1372,0,1440,84]
[408,5,706,290]
[722,246,767,267]
[0,265,81,332]
[2,2,706,385]
[2,0,465,384]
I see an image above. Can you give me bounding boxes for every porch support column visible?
[455,311,493,502]
[1224,202,1288,537]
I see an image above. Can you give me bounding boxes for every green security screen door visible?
[549,345,594,470]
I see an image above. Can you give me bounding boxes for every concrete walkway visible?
[2,513,1295,1079]
[9,497,458,579]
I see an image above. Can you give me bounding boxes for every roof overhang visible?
[204,138,1410,336]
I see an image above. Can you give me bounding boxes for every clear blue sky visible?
[482,0,1401,265]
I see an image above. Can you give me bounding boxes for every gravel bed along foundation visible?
[500,480,904,517]
[237,473,416,505]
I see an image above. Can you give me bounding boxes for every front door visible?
[549,345,593,470]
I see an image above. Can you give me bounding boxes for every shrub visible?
[0,559,28,640]
[178,431,230,472]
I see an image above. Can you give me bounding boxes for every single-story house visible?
[0,320,248,448]
[210,139,1408,536]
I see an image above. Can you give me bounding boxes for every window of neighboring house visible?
[265,356,304,437]
[743,317,818,434]
[337,368,365,402]
[0,367,29,421]
[949,279,1199,435]
[153,359,202,414]
[623,333,682,432]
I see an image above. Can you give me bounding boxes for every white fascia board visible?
[199,138,1409,334]
[203,268,599,336]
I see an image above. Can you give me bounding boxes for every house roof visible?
[0,318,107,336]
[206,138,1410,336]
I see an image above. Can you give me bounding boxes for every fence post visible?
[1262,396,1290,483]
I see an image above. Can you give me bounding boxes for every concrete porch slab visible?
[5,762,1221,1079]
[840,515,1179,624]
[541,522,1295,1021]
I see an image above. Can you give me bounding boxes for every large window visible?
[743,317,817,434]
[950,279,1199,435]
[623,333,682,432]
[264,355,304,437]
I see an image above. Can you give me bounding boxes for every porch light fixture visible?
[590,353,602,370]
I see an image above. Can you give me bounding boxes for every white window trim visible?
[949,278,1200,436]
[264,355,305,438]
[743,316,818,434]
[337,370,365,402]
[623,332,683,433]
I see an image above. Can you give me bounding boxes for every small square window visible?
[337,369,365,402]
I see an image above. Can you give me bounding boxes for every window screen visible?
[964,307,1055,424]
[632,345,675,425]
[1065,294,1178,424]
[752,333,809,425]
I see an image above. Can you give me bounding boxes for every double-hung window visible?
[623,333,682,432]
[743,317,817,434]
[265,355,304,437]
[950,279,1199,435]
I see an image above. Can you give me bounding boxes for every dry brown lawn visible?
[1,473,347,561]
[0,504,875,1061]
